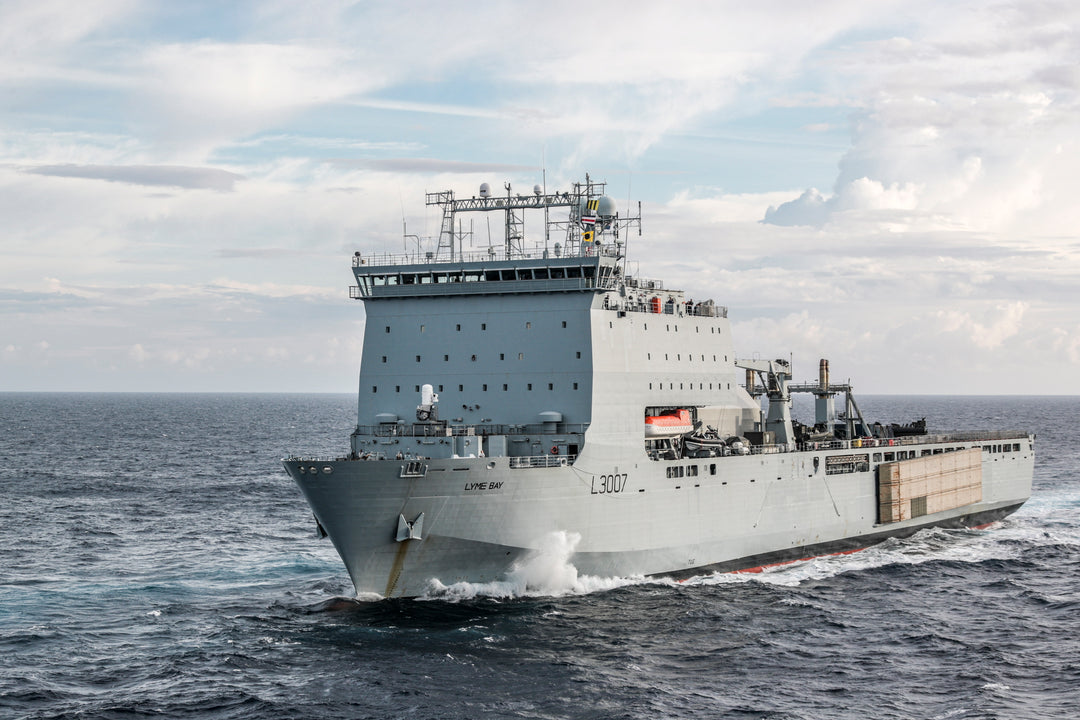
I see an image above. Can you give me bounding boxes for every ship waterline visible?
[283,176,1034,598]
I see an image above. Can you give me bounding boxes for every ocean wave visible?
[422,531,644,602]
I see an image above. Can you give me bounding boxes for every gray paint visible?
[285,182,1034,598]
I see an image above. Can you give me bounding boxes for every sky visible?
[2,0,1079,394]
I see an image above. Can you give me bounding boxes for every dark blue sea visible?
[1,393,1077,719]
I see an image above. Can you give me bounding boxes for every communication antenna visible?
[400,191,408,254]
[542,150,549,253]
[624,173,633,275]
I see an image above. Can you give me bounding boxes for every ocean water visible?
[1,392,1077,719]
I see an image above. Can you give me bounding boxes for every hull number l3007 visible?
[591,473,628,494]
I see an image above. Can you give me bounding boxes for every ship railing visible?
[283,455,352,463]
[509,454,576,468]
[622,276,664,292]
[700,429,1032,459]
[352,245,620,268]
[796,429,1029,452]
[353,422,590,438]
[606,298,729,319]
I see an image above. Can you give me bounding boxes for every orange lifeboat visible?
[650,297,662,313]
[644,409,693,437]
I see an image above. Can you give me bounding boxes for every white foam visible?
[415,513,1070,600]
[674,516,1074,589]
[422,530,641,601]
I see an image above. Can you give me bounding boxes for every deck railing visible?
[353,245,621,268]
[352,422,589,438]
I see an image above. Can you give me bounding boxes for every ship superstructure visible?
[284,176,1034,598]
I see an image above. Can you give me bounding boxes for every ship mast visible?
[424,176,640,262]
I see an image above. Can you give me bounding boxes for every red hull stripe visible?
[732,546,866,574]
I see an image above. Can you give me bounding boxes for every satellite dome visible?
[533,184,542,196]
[479,183,491,198]
[597,195,617,217]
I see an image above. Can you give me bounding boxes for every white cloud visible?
[2,1,1079,393]
[762,2,1080,235]
[763,188,831,227]
[935,302,1028,350]
[26,164,245,191]
[0,0,138,82]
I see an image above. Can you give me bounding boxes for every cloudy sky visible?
[3,0,1079,394]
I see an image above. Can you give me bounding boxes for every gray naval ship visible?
[283,176,1034,598]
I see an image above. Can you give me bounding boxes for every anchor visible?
[395,512,425,542]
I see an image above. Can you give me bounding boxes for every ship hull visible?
[285,436,1033,598]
